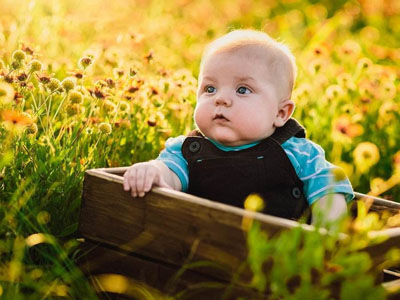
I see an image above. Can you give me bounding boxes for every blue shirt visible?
[157,136,354,205]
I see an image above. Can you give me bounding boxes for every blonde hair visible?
[199,29,297,101]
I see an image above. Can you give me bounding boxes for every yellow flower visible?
[244,194,264,212]
[338,40,361,57]
[331,168,347,182]
[1,109,32,131]
[335,161,354,178]
[378,101,397,126]
[0,82,15,105]
[370,177,385,194]
[98,122,112,134]
[392,151,400,174]
[353,142,380,173]
[333,115,363,141]
[325,84,344,100]
[381,82,396,99]
[357,58,373,70]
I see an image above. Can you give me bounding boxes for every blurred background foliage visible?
[0,0,400,298]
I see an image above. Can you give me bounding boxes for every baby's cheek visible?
[193,105,207,129]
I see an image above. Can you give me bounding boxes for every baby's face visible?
[195,47,284,146]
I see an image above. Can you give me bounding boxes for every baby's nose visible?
[214,94,232,106]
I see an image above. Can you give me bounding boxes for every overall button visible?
[292,187,301,199]
[189,141,201,153]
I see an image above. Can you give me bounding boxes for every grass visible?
[0,0,400,298]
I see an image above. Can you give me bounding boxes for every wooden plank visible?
[77,240,264,300]
[79,168,400,281]
[79,169,309,280]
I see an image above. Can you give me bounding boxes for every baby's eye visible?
[205,85,216,93]
[237,86,251,94]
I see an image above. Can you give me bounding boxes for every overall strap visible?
[269,118,306,145]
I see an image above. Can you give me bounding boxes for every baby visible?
[123,29,353,224]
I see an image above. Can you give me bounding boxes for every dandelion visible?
[0,59,5,71]
[29,59,42,73]
[339,40,361,57]
[353,142,380,173]
[98,122,112,134]
[12,50,26,62]
[48,78,61,92]
[325,84,344,100]
[357,57,373,70]
[61,77,76,92]
[308,58,324,75]
[381,82,396,99]
[360,26,380,42]
[79,56,92,69]
[0,82,15,105]
[337,73,356,90]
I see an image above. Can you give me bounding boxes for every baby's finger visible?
[128,168,138,197]
[123,170,131,191]
[143,167,157,193]
[135,167,146,197]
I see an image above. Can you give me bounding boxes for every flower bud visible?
[12,50,26,62]
[17,73,28,82]
[98,122,112,134]
[61,77,76,92]
[29,60,42,73]
[69,90,83,104]
[119,101,130,113]
[48,78,61,92]
[79,56,92,69]
[103,100,116,112]
[66,104,81,116]
[27,123,38,135]
[11,60,22,70]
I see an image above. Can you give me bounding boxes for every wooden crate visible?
[77,167,400,299]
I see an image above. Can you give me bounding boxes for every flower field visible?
[0,0,400,299]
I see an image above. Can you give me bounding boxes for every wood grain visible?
[79,168,400,284]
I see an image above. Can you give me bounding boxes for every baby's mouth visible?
[213,113,229,121]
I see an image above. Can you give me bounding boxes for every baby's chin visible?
[209,134,253,147]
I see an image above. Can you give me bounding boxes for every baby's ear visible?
[274,99,295,127]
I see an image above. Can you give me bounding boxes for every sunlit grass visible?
[1,0,400,298]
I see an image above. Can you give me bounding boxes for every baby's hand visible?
[123,162,172,197]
